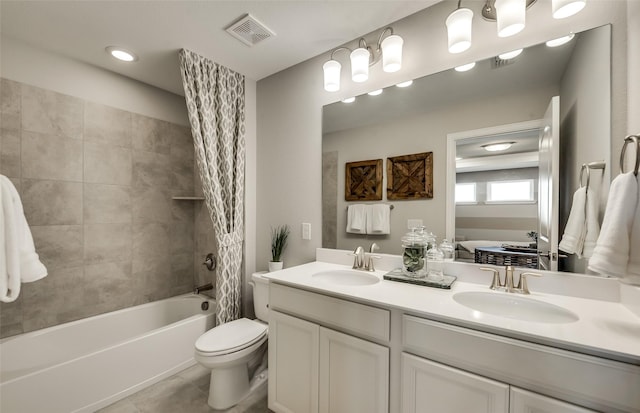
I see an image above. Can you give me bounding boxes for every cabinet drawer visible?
[270,283,390,342]
[403,315,640,413]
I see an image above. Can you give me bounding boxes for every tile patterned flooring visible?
[98,364,269,413]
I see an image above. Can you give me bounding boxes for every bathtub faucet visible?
[194,283,213,294]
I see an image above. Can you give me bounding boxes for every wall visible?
[256,0,628,269]
[322,85,553,255]
[0,78,199,337]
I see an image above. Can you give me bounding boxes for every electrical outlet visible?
[302,223,311,240]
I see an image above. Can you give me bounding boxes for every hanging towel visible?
[559,186,587,256]
[581,185,601,258]
[0,175,48,303]
[346,204,367,234]
[588,172,638,278]
[366,204,391,235]
[625,175,640,284]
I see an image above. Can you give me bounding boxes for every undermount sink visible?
[312,270,380,286]
[453,291,579,324]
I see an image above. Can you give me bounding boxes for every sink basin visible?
[453,291,579,324]
[312,270,380,286]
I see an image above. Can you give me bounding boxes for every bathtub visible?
[0,294,215,413]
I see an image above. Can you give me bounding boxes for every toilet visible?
[194,271,270,410]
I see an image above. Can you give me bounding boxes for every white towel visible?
[366,204,390,235]
[0,175,48,303]
[582,185,601,258]
[559,186,587,255]
[588,172,638,278]
[625,174,640,284]
[346,204,367,234]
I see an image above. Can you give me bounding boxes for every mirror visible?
[322,24,611,274]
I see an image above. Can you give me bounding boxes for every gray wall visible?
[0,78,216,338]
[256,0,629,270]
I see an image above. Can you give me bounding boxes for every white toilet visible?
[194,271,270,410]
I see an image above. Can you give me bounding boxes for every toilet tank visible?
[251,272,270,322]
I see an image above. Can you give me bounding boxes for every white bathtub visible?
[0,294,215,413]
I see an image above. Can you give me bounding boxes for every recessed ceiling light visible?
[368,89,383,96]
[455,62,476,72]
[498,49,523,60]
[106,46,138,62]
[396,80,413,88]
[546,33,575,47]
[342,97,356,103]
[482,142,515,152]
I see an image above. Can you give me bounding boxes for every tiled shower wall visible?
[0,78,216,338]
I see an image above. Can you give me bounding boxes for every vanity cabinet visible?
[268,284,390,413]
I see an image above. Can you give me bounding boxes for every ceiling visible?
[0,0,440,96]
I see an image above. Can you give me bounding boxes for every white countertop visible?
[264,259,640,365]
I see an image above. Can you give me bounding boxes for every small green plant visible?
[526,231,538,243]
[271,225,290,262]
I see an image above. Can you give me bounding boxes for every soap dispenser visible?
[401,228,427,278]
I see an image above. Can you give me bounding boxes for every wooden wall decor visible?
[387,152,433,199]
[345,159,383,201]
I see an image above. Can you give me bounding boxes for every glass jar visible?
[439,239,455,262]
[401,228,427,278]
[427,247,445,281]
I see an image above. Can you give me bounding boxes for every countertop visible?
[264,260,640,365]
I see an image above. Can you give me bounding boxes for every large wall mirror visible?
[322,24,611,275]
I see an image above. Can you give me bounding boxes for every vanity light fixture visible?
[482,142,515,152]
[498,48,523,59]
[446,1,474,54]
[105,46,138,62]
[368,89,383,96]
[494,0,526,37]
[396,80,413,88]
[455,62,476,72]
[342,97,356,103]
[323,27,403,92]
[552,0,586,19]
[546,33,575,47]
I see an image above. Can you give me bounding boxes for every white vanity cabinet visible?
[268,283,390,413]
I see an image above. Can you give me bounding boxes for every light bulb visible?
[323,60,341,92]
[350,48,370,83]
[552,0,586,19]
[381,34,403,72]
[446,8,473,54]
[494,0,526,38]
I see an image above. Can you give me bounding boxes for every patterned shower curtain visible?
[179,49,245,325]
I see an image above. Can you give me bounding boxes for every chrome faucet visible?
[481,266,541,294]
[194,283,213,294]
[350,246,365,270]
[364,243,381,272]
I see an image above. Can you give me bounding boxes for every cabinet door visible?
[401,353,509,413]
[319,327,389,413]
[510,387,597,413]
[268,311,320,413]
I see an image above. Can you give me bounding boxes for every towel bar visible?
[579,160,606,191]
[620,134,640,176]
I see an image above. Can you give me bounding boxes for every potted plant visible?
[269,225,290,272]
[527,231,538,249]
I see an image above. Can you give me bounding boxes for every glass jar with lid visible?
[401,228,427,277]
[439,239,455,262]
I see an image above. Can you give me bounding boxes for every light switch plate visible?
[302,223,311,240]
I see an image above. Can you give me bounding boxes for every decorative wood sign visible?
[387,152,433,199]
[345,159,383,201]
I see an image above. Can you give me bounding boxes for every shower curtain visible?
[179,49,245,325]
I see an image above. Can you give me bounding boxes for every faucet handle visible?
[516,272,542,294]
[480,267,501,290]
[369,242,380,253]
[364,253,382,272]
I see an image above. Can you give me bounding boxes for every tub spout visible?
[195,283,213,294]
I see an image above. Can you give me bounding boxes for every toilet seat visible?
[195,318,267,356]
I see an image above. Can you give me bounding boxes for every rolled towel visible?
[588,172,638,278]
[559,186,587,255]
[367,204,390,234]
[346,204,367,234]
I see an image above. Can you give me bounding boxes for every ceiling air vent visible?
[225,14,275,47]
[491,56,516,69]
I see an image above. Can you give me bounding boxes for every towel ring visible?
[579,164,590,189]
[620,134,640,176]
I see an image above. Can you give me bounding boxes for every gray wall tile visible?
[84,223,132,264]
[22,180,83,225]
[22,84,83,139]
[84,261,135,314]
[85,102,132,148]
[1,78,21,131]
[133,221,170,260]
[132,186,172,224]
[22,131,83,181]
[132,114,172,155]
[132,150,171,189]
[1,128,21,177]
[31,225,83,270]
[84,142,132,185]
[84,183,131,224]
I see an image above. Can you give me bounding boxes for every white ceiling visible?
[0,0,440,96]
